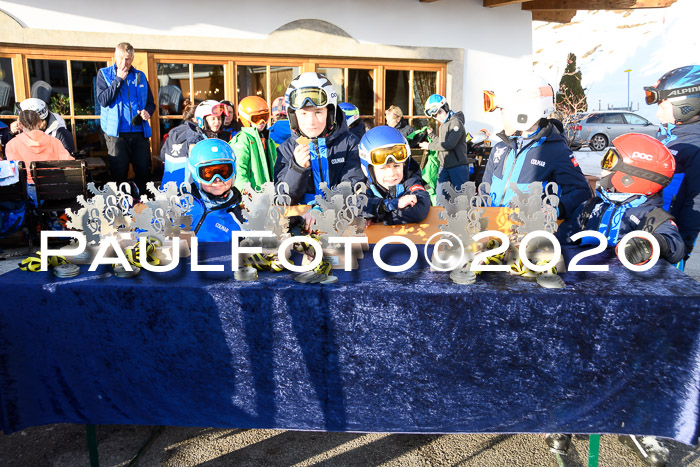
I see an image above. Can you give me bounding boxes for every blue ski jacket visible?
[483,119,591,220]
[188,187,244,242]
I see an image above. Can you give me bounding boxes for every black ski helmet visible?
[644,65,700,124]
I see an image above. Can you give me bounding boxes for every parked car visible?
[565,111,659,151]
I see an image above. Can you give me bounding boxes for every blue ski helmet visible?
[339,102,360,126]
[644,65,700,124]
[359,125,411,184]
[187,139,236,188]
[424,94,449,118]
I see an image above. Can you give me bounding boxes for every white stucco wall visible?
[0,0,533,132]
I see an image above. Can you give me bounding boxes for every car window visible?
[603,113,625,124]
[586,114,603,124]
[624,113,649,125]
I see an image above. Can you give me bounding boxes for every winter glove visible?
[617,233,668,265]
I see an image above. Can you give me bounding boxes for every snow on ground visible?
[573,148,603,177]
[532,0,700,125]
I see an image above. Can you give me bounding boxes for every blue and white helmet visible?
[284,72,339,137]
[359,125,411,184]
[424,94,448,118]
[338,102,360,126]
[187,139,236,188]
[645,65,700,124]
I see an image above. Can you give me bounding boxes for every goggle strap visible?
[615,161,672,187]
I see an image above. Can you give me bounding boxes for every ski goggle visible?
[425,105,442,118]
[249,112,270,124]
[209,103,229,117]
[288,87,329,110]
[369,144,409,167]
[601,148,621,171]
[644,84,700,105]
[198,162,235,183]
[483,90,498,112]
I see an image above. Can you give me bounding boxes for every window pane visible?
[317,68,346,103]
[269,66,300,103]
[624,113,647,125]
[28,59,69,115]
[160,118,182,140]
[75,119,106,155]
[604,113,625,124]
[586,113,602,124]
[385,70,410,117]
[237,65,266,103]
[0,57,16,115]
[193,64,224,104]
[412,71,437,118]
[347,69,374,116]
[157,63,189,116]
[71,61,106,116]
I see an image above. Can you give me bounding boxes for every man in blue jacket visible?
[644,65,700,263]
[274,72,363,206]
[96,42,155,195]
[482,75,591,220]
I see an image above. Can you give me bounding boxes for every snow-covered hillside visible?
[532,0,700,125]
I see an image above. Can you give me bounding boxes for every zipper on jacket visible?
[194,209,209,234]
[313,139,323,182]
[498,139,539,204]
[604,204,619,240]
[126,74,133,131]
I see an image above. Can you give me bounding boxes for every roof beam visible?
[531,9,578,22]
[483,0,530,6]
[521,0,675,9]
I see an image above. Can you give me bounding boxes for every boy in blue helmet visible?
[418,93,471,201]
[359,126,431,225]
[482,74,591,220]
[186,139,244,242]
[644,65,700,265]
[339,102,366,140]
[274,72,364,206]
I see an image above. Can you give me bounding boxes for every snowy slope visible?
[532,0,700,125]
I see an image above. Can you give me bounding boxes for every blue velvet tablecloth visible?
[1,243,699,444]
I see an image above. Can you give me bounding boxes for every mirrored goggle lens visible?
[601,148,620,171]
[250,112,270,124]
[211,104,229,117]
[370,144,409,167]
[483,90,497,112]
[199,163,234,182]
[288,88,328,110]
[644,87,659,105]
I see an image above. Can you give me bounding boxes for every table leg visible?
[86,424,99,467]
[588,434,600,467]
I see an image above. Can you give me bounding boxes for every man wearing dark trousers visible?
[96,42,155,195]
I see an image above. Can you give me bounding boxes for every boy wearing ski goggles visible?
[193,159,236,197]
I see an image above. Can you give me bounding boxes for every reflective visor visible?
[644,87,660,105]
[198,162,235,183]
[370,144,409,167]
[601,148,621,171]
[288,87,328,110]
[483,90,497,112]
[250,111,270,124]
[211,103,229,117]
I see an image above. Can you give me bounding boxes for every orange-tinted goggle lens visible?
[250,112,270,124]
[483,90,497,112]
[601,148,620,171]
[199,162,234,183]
[644,87,659,105]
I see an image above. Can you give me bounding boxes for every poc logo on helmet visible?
[630,151,654,161]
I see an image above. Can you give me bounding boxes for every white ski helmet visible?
[501,74,555,134]
[19,98,49,120]
[285,72,339,137]
[194,100,226,130]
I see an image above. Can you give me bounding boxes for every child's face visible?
[201,177,232,197]
[254,118,267,132]
[296,106,327,138]
[206,115,222,132]
[223,106,234,125]
[385,111,400,127]
[374,161,405,189]
[657,100,675,125]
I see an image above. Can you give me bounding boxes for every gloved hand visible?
[617,233,668,265]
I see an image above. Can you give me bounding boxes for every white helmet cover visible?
[501,74,555,133]
[19,97,49,120]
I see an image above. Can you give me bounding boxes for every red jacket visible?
[5,130,73,183]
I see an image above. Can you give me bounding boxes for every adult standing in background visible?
[96,42,155,195]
